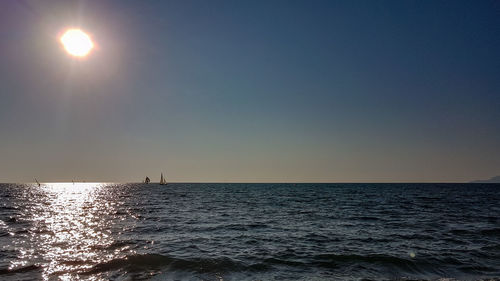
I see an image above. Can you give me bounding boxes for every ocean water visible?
[0,183,499,281]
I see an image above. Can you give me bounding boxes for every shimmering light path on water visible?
[0,183,499,280]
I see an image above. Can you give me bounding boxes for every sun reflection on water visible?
[10,182,133,280]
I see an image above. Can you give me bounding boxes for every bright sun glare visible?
[60,29,94,57]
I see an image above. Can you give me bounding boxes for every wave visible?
[188,223,269,232]
[0,264,40,275]
[310,253,437,276]
[450,227,500,237]
[480,228,500,236]
[82,254,269,275]
[312,253,417,266]
[79,252,498,277]
[89,240,135,251]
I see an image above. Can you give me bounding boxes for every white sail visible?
[160,173,167,185]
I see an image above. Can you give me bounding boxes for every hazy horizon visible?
[1,0,499,183]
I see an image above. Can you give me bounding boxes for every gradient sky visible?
[0,0,499,182]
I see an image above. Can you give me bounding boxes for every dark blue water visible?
[0,183,499,280]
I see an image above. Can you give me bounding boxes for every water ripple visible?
[0,183,499,280]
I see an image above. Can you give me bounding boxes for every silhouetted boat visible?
[144,177,150,184]
[34,178,40,187]
[159,173,167,185]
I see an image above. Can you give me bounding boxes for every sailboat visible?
[159,173,167,185]
[144,177,150,184]
[34,178,41,187]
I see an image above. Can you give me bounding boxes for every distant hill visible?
[470,175,500,183]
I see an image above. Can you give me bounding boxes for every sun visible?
[60,29,94,57]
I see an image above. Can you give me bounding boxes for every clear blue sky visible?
[0,0,499,182]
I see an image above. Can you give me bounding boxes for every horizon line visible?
[0,181,493,184]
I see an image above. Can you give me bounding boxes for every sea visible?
[0,183,499,281]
